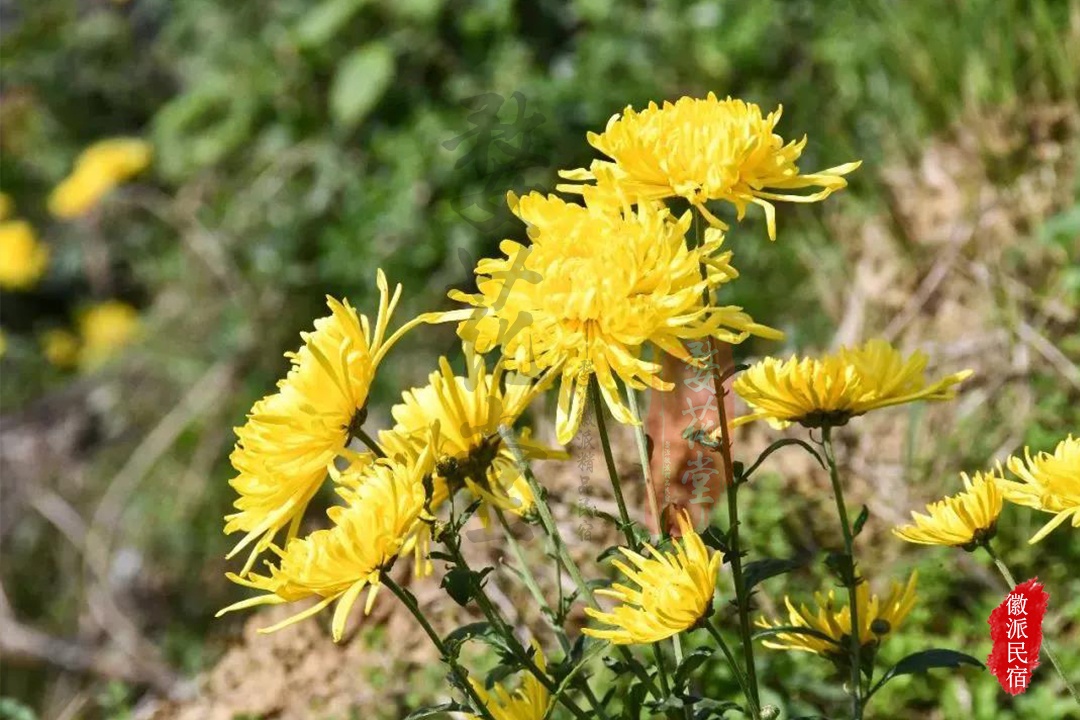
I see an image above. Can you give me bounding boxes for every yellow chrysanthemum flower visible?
[468,641,550,720]
[584,512,719,645]
[732,339,972,429]
[997,435,1080,544]
[226,272,428,573]
[41,328,80,369]
[757,571,918,659]
[438,191,780,444]
[77,300,140,369]
[893,472,1003,548]
[219,451,431,641]
[0,220,49,290]
[379,350,562,528]
[49,138,152,218]
[557,94,861,240]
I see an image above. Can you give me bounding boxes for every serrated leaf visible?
[330,43,394,130]
[743,556,804,591]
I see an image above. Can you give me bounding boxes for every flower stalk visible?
[821,426,864,719]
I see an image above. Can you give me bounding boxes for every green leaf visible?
[295,0,369,48]
[852,505,870,537]
[700,525,729,553]
[442,621,510,657]
[330,43,394,130]
[869,649,984,697]
[743,556,804,591]
[691,698,742,718]
[440,566,492,607]
[403,702,467,719]
[673,647,713,692]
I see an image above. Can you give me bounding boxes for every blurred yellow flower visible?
[77,300,140,369]
[438,191,780,444]
[48,138,152,218]
[997,435,1080,543]
[757,571,917,658]
[893,472,1002,547]
[558,94,860,240]
[0,220,49,290]
[732,339,972,429]
[379,350,562,537]
[41,328,80,369]
[226,271,429,573]
[468,641,550,720]
[584,512,719,645]
[0,329,7,358]
[219,452,431,642]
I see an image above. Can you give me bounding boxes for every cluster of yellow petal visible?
[0,220,49,290]
[732,339,973,429]
[893,472,1002,547]
[441,191,780,443]
[998,435,1080,544]
[49,138,152,218]
[378,351,563,537]
[757,571,918,657]
[219,451,431,641]
[226,271,424,573]
[467,641,550,720]
[558,93,860,240]
[584,513,719,645]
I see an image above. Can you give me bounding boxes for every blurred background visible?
[1,1,1078,718]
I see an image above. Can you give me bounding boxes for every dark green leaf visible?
[692,698,742,719]
[852,505,870,537]
[870,649,984,697]
[700,526,729,553]
[443,621,510,657]
[673,647,713,692]
[440,566,491,607]
[743,557,804,591]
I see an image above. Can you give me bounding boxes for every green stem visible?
[626,386,664,539]
[381,574,497,720]
[705,621,755,708]
[353,427,386,458]
[590,378,638,548]
[497,424,662,699]
[442,524,592,720]
[981,543,1080,704]
[494,508,612,720]
[821,427,863,720]
[692,211,761,719]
